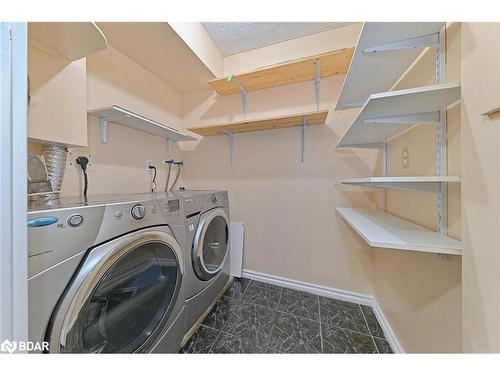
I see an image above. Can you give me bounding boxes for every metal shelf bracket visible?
[222,129,235,165]
[314,59,321,110]
[363,112,440,124]
[235,79,248,119]
[363,33,439,54]
[300,116,307,163]
[99,117,108,144]
[167,139,173,158]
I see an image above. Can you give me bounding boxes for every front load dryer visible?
[28,194,186,353]
[181,190,231,331]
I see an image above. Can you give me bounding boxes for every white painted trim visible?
[370,299,404,354]
[241,268,404,353]
[0,22,28,349]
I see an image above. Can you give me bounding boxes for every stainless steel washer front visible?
[192,208,229,281]
[48,228,183,353]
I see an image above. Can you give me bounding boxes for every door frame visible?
[0,22,28,352]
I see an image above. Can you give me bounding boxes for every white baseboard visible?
[370,299,404,354]
[241,268,404,353]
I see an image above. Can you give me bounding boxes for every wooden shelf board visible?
[337,83,461,148]
[209,48,354,96]
[335,22,445,110]
[188,110,328,137]
[341,176,461,192]
[88,106,195,142]
[336,207,462,255]
[29,22,108,62]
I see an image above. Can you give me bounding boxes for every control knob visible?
[211,194,218,204]
[131,204,146,220]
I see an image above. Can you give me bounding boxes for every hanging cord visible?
[164,159,174,192]
[149,165,157,192]
[76,156,89,201]
[170,161,183,192]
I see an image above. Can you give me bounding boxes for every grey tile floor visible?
[180,278,393,354]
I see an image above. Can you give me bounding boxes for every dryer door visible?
[48,229,183,353]
[192,208,229,281]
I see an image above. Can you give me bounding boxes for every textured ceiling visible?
[202,22,353,56]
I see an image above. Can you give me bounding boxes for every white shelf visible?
[336,207,462,255]
[341,176,461,193]
[88,106,195,143]
[335,22,445,110]
[29,22,108,62]
[337,83,461,148]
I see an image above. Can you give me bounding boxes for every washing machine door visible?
[48,229,183,353]
[192,208,229,281]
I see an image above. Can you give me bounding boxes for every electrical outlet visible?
[402,147,409,169]
[146,160,154,170]
[67,151,93,171]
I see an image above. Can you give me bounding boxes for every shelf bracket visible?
[222,129,235,165]
[363,112,440,125]
[363,33,439,54]
[300,116,307,163]
[99,117,108,144]
[235,79,248,119]
[167,139,173,158]
[314,59,321,110]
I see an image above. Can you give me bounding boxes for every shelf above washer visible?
[336,207,462,255]
[29,22,108,62]
[208,48,354,96]
[335,22,445,110]
[340,176,461,193]
[187,109,328,136]
[336,82,461,149]
[88,106,195,143]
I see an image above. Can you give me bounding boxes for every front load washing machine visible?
[179,190,231,331]
[28,194,186,353]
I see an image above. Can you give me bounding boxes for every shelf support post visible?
[314,59,321,110]
[222,129,235,165]
[436,25,447,236]
[300,116,307,163]
[235,79,248,119]
[99,117,108,144]
[380,142,387,211]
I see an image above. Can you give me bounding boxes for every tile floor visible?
[180,278,393,354]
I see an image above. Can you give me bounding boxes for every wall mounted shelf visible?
[335,22,445,110]
[336,207,462,255]
[188,110,328,164]
[208,48,354,96]
[340,176,461,193]
[88,106,195,149]
[336,82,461,149]
[187,110,328,136]
[29,22,108,62]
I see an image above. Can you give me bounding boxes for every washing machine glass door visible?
[193,208,229,281]
[50,230,182,353]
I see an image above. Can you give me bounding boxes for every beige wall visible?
[30,45,185,197]
[179,28,377,295]
[461,23,500,353]
[371,23,463,353]
[181,77,376,293]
